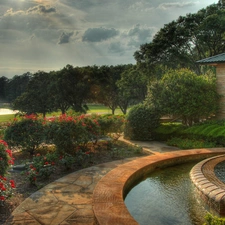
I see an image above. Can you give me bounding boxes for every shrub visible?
[4,114,45,155]
[167,137,217,149]
[97,114,125,135]
[204,213,225,225]
[25,152,57,185]
[0,140,16,205]
[152,122,185,141]
[182,121,225,146]
[124,104,160,141]
[45,114,98,154]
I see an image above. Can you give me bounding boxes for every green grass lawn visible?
[0,114,15,123]
[0,104,125,123]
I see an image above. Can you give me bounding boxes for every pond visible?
[124,162,208,225]
[0,108,18,115]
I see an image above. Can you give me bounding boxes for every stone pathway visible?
[6,139,225,225]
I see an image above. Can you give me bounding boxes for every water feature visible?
[215,160,225,183]
[125,161,208,225]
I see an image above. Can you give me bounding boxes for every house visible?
[197,53,225,119]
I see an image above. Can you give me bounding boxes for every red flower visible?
[10,180,16,188]
[0,196,5,201]
[5,149,12,158]
[45,162,49,165]
[0,140,8,147]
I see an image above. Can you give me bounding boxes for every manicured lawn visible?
[0,114,15,123]
[0,104,125,123]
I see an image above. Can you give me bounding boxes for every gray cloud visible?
[82,27,119,42]
[58,31,74,44]
[126,24,156,47]
[27,5,56,14]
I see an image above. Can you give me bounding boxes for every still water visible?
[125,162,208,225]
[215,160,225,183]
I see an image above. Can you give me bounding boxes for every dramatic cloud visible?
[0,0,216,78]
[82,28,119,42]
[27,5,56,14]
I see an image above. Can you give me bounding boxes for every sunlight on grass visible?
[0,114,15,123]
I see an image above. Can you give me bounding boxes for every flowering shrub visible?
[58,153,76,170]
[0,140,15,205]
[45,114,87,154]
[4,114,45,155]
[25,153,57,185]
[0,176,16,205]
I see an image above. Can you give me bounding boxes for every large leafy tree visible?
[0,76,9,101]
[116,66,148,114]
[5,72,31,102]
[147,69,220,126]
[13,71,54,117]
[134,2,225,74]
[93,65,132,114]
[55,65,92,113]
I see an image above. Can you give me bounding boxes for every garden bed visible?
[0,140,149,224]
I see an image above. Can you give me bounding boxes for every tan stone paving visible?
[5,139,225,225]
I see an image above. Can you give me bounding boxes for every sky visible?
[0,0,217,78]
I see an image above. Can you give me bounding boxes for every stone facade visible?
[216,64,225,119]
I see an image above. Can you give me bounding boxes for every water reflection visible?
[125,162,207,225]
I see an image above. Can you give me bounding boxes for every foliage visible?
[0,140,13,176]
[116,65,148,114]
[166,137,217,149]
[45,114,97,154]
[54,65,92,113]
[0,140,15,205]
[152,123,185,141]
[204,213,225,225]
[5,73,31,103]
[124,104,160,141]
[25,152,57,185]
[4,114,45,155]
[182,120,225,145]
[12,71,54,117]
[0,176,16,205]
[134,3,225,73]
[148,69,220,126]
[97,114,126,136]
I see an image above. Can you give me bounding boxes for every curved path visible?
[6,139,225,225]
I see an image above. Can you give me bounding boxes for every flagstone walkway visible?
[6,139,225,225]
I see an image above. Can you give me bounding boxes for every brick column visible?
[216,64,225,119]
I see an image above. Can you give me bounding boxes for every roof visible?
[196,53,225,65]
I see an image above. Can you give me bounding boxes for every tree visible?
[0,76,9,101]
[134,3,225,74]
[5,73,31,102]
[116,66,148,114]
[93,65,132,114]
[55,65,92,113]
[147,69,220,126]
[13,71,54,117]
